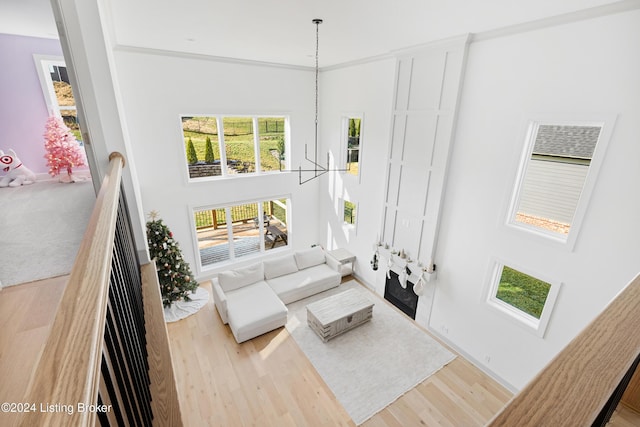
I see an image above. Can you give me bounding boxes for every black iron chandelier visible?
[284,18,347,184]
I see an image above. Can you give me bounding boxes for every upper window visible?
[507,116,615,248]
[343,116,362,177]
[181,115,287,180]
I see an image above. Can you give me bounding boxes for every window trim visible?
[190,196,291,274]
[180,114,290,182]
[341,113,364,181]
[343,198,357,227]
[506,113,617,250]
[484,258,562,338]
[33,55,77,118]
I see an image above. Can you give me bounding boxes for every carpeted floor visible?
[0,179,95,287]
[285,281,456,425]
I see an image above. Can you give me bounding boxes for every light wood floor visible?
[168,280,515,426]
[165,279,640,426]
[0,275,68,427]
[2,275,639,426]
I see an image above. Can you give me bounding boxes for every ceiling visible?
[0,0,625,67]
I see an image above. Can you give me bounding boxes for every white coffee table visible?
[306,288,374,342]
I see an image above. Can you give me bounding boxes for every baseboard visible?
[34,170,92,182]
[428,328,519,394]
[351,272,377,293]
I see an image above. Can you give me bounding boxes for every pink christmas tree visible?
[43,116,86,182]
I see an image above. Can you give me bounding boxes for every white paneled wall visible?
[379,36,469,325]
[381,38,468,278]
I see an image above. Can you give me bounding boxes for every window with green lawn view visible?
[194,198,289,268]
[182,115,287,179]
[486,262,561,337]
[496,266,551,319]
[345,117,361,176]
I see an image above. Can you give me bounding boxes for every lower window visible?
[194,198,289,267]
[485,261,561,337]
[344,200,357,225]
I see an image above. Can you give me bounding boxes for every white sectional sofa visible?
[212,246,342,343]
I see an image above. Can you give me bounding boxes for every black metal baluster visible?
[98,187,154,426]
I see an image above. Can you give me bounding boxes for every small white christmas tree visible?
[43,115,86,182]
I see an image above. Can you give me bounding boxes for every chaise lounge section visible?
[212,246,342,343]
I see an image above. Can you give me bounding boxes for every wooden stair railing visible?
[19,153,182,426]
[488,273,640,426]
[141,262,183,425]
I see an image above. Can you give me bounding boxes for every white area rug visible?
[0,179,95,287]
[164,287,210,322]
[286,281,456,425]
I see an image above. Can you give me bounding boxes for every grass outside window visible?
[496,266,551,319]
[344,200,356,225]
[182,116,286,178]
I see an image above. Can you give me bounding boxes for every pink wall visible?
[0,33,63,175]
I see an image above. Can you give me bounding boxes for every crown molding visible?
[472,0,640,43]
[113,44,315,72]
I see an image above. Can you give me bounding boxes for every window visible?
[183,117,221,177]
[194,198,289,268]
[223,117,255,174]
[507,116,615,247]
[258,118,286,172]
[485,261,561,337]
[263,198,289,251]
[181,115,287,180]
[34,55,82,143]
[344,200,357,225]
[343,116,362,176]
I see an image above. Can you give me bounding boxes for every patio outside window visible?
[194,198,289,268]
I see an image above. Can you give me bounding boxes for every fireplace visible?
[384,270,418,319]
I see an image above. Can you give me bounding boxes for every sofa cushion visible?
[294,246,326,270]
[218,263,264,292]
[266,263,341,304]
[226,281,288,343]
[263,254,298,280]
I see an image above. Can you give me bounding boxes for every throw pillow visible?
[294,246,326,270]
[263,254,299,280]
[218,263,264,292]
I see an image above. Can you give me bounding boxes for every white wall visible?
[431,10,640,389]
[317,59,396,287]
[318,8,640,392]
[113,50,323,279]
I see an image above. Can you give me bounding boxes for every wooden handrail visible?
[20,153,125,426]
[488,273,640,426]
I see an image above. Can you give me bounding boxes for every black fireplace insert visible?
[384,270,418,319]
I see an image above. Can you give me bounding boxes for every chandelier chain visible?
[279,18,348,184]
[314,20,320,158]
